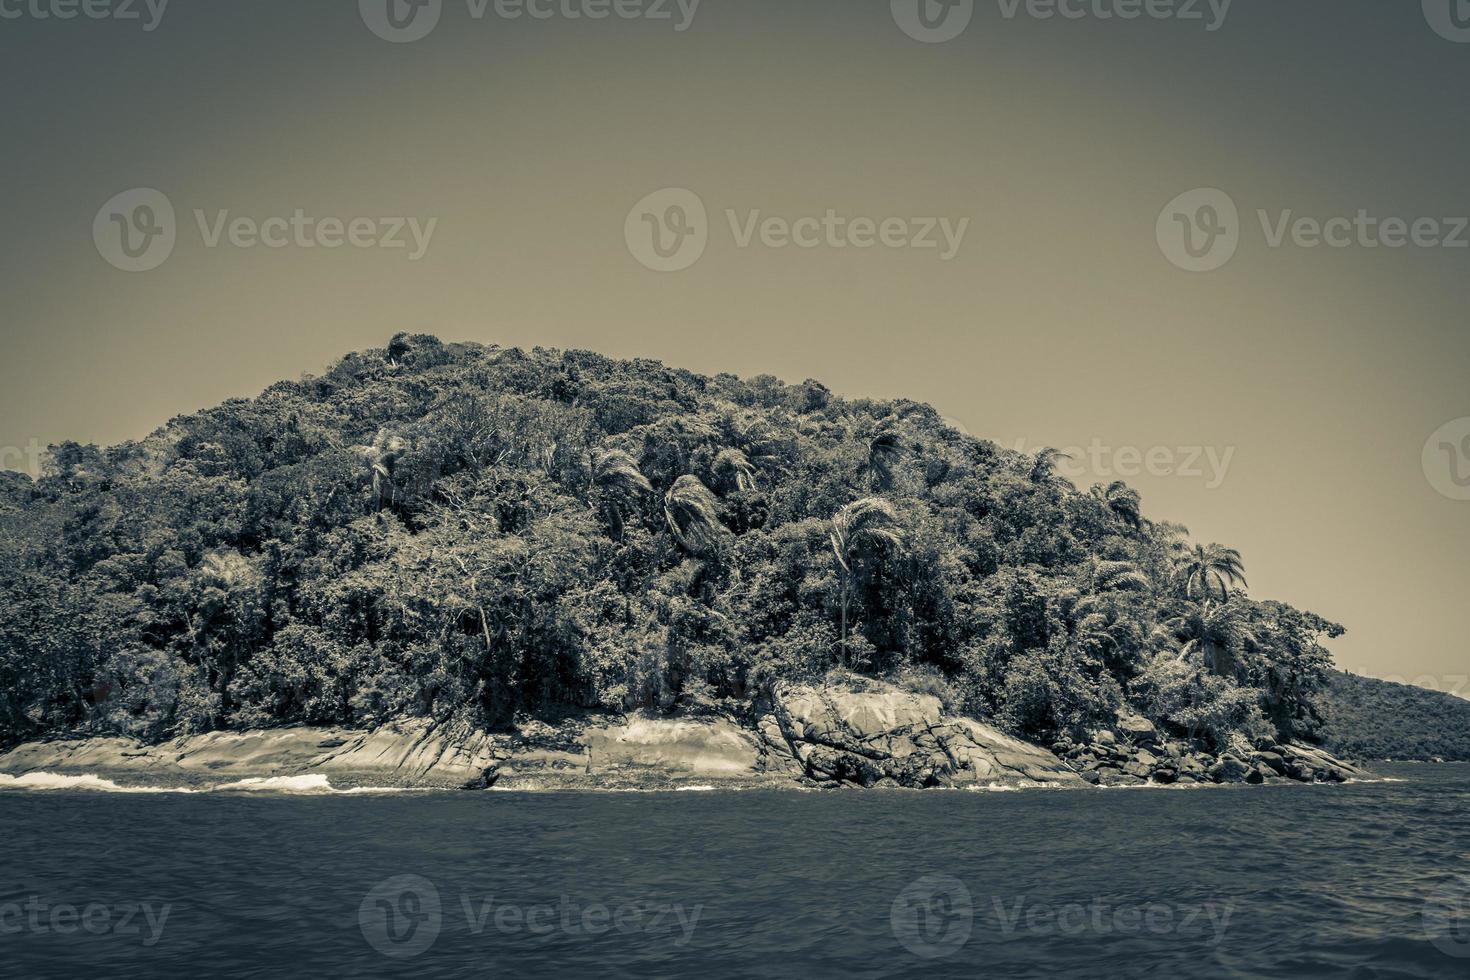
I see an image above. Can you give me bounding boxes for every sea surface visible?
[2,764,1467,979]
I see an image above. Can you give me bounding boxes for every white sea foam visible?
[0,772,196,793]
[0,771,424,795]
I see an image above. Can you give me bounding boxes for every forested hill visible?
[0,334,1345,754]
[1319,672,1470,761]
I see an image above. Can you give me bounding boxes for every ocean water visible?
[2,764,1467,979]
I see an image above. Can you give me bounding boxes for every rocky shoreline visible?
[0,680,1369,793]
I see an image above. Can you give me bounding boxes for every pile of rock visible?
[1051,712,1368,787]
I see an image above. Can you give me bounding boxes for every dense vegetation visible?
[0,335,1347,755]
[1319,672,1470,761]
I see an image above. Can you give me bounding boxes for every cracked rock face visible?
[759,682,1087,789]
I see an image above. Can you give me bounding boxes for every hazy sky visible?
[2,0,1467,691]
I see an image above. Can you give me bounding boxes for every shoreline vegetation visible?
[0,334,1426,791]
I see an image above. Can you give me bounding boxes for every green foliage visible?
[0,337,1349,748]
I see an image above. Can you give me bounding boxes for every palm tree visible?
[1069,558,1150,675]
[1076,557,1151,599]
[193,549,264,721]
[354,428,409,509]
[664,475,726,555]
[1176,543,1247,600]
[864,419,904,491]
[591,449,652,539]
[1091,480,1142,527]
[1029,447,1074,486]
[712,448,758,493]
[1156,599,1256,678]
[829,498,905,666]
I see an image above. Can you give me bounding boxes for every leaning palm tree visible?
[664,475,726,555]
[1029,447,1074,485]
[712,448,758,493]
[830,498,906,666]
[864,419,904,491]
[354,429,410,509]
[1176,543,1248,600]
[1156,599,1256,678]
[591,449,652,539]
[1091,480,1142,528]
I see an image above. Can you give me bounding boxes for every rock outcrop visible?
[0,687,1368,792]
[756,681,1086,789]
[1052,715,1370,788]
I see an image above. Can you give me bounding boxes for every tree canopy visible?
[0,335,1347,752]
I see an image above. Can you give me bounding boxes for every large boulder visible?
[767,681,1087,790]
[1207,755,1252,783]
[1115,711,1160,746]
